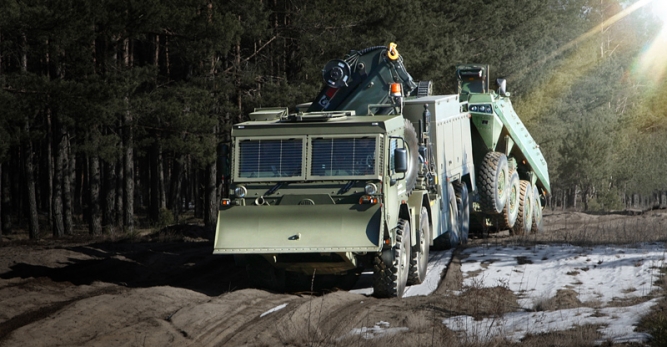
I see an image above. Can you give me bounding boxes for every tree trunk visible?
[0,163,2,236]
[122,34,135,233]
[150,142,166,221]
[46,107,54,233]
[52,123,65,237]
[561,189,566,210]
[20,33,39,238]
[123,97,134,233]
[63,134,73,235]
[24,126,39,239]
[74,153,84,217]
[89,154,102,235]
[204,159,217,229]
[203,124,217,228]
[169,155,184,222]
[103,159,116,234]
[116,155,124,228]
[194,168,202,218]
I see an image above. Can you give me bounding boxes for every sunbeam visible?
[633,0,667,83]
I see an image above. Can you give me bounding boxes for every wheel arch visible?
[401,191,431,248]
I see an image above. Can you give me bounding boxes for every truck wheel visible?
[433,183,460,250]
[531,185,544,233]
[373,219,411,298]
[479,152,509,214]
[454,181,470,244]
[498,170,520,230]
[512,180,533,236]
[403,119,419,194]
[408,207,430,285]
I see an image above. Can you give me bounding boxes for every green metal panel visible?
[493,98,550,194]
[468,94,502,151]
[213,204,382,253]
[468,93,550,194]
[232,115,404,136]
[470,113,503,151]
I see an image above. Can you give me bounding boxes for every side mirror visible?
[394,148,408,173]
[497,78,507,96]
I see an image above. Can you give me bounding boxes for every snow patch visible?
[340,321,409,340]
[260,303,287,318]
[443,298,658,344]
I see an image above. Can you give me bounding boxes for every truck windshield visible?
[238,139,303,178]
[311,137,376,176]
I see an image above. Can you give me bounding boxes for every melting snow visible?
[444,243,666,343]
[340,321,409,340]
[260,303,288,317]
[350,249,455,297]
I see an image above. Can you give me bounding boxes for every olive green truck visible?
[214,44,550,298]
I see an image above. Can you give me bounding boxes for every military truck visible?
[214,44,550,298]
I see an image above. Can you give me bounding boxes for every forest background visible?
[0,0,666,239]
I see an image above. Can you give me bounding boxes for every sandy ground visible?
[0,210,665,347]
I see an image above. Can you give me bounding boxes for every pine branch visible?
[222,35,278,74]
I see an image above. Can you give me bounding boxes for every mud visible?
[0,211,664,346]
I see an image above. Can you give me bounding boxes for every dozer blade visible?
[213,204,382,254]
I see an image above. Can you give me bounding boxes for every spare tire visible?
[478,151,509,214]
[403,119,419,194]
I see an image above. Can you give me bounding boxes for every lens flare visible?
[510,0,667,124]
[633,0,667,84]
[651,0,667,23]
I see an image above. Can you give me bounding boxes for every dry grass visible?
[516,210,667,246]
[323,210,667,347]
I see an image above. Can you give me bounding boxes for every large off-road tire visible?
[531,185,544,233]
[498,170,520,230]
[454,181,470,244]
[373,219,411,298]
[512,180,533,236]
[433,183,460,250]
[408,207,430,285]
[403,119,420,194]
[478,152,509,214]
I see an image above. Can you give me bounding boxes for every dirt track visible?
[0,211,665,346]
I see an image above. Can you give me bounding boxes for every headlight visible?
[470,104,493,113]
[365,183,378,195]
[234,185,247,198]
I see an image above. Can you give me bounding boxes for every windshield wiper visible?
[338,180,356,195]
[265,182,286,196]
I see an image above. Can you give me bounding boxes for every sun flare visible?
[651,0,667,23]
[633,0,667,84]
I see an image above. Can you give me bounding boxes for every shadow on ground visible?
[0,225,248,296]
